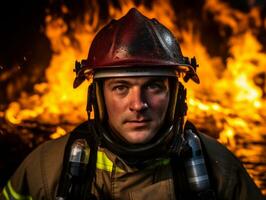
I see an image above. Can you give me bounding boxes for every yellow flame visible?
[218,125,236,149]
[50,126,67,139]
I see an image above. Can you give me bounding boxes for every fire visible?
[4,0,177,129]
[3,0,266,194]
[50,126,67,139]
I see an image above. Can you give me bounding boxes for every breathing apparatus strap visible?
[168,81,191,199]
[171,154,191,199]
[56,121,98,200]
[171,122,216,200]
[168,81,188,155]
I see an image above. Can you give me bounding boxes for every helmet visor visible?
[94,66,177,79]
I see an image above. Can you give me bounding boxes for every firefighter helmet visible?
[73,8,199,88]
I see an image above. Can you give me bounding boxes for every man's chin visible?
[124,131,154,144]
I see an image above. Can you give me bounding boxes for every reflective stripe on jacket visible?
[0,128,264,200]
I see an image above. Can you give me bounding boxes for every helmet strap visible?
[168,82,188,155]
[166,77,179,123]
[95,81,106,121]
[175,82,188,118]
[86,83,94,122]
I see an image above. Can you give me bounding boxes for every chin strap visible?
[168,81,188,156]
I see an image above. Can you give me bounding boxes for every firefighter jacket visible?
[0,123,264,200]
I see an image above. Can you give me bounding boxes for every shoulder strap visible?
[56,121,99,200]
[185,121,217,199]
[171,155,192,199]
[170,127,192,199]
[171,121,216,200]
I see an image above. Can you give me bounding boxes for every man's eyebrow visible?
[105,79,130,86]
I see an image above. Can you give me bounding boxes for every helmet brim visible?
[73,62,199,88]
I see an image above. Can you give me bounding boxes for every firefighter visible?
[0,8,264,200]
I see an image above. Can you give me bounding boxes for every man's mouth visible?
[125,119,151,126]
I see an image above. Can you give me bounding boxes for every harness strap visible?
[170,121,216,200]
[56,121,98,200]
[171,155,192,199]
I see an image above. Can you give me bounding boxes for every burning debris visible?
[0,0,265,195]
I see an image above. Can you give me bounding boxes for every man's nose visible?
[129,88,148,112]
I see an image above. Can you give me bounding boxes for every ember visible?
[0,0,265,195]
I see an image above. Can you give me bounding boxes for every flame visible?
[50,126,67,139]
[3,0,266,194]
[4,0,178,128]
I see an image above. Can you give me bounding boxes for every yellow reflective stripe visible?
[7,181,32,200]
[96,151,169,172]
[2,187,9,200]
[159,159,170,166]
[146,159,170,170]
[96,151,124,173]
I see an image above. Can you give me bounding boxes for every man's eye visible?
[147,83,163,90]
[113,85,128,94]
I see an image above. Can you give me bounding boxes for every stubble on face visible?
[103,77,170,144]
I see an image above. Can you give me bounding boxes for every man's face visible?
[103,76,170,144]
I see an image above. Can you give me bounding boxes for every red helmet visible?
[73,8,199,88]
